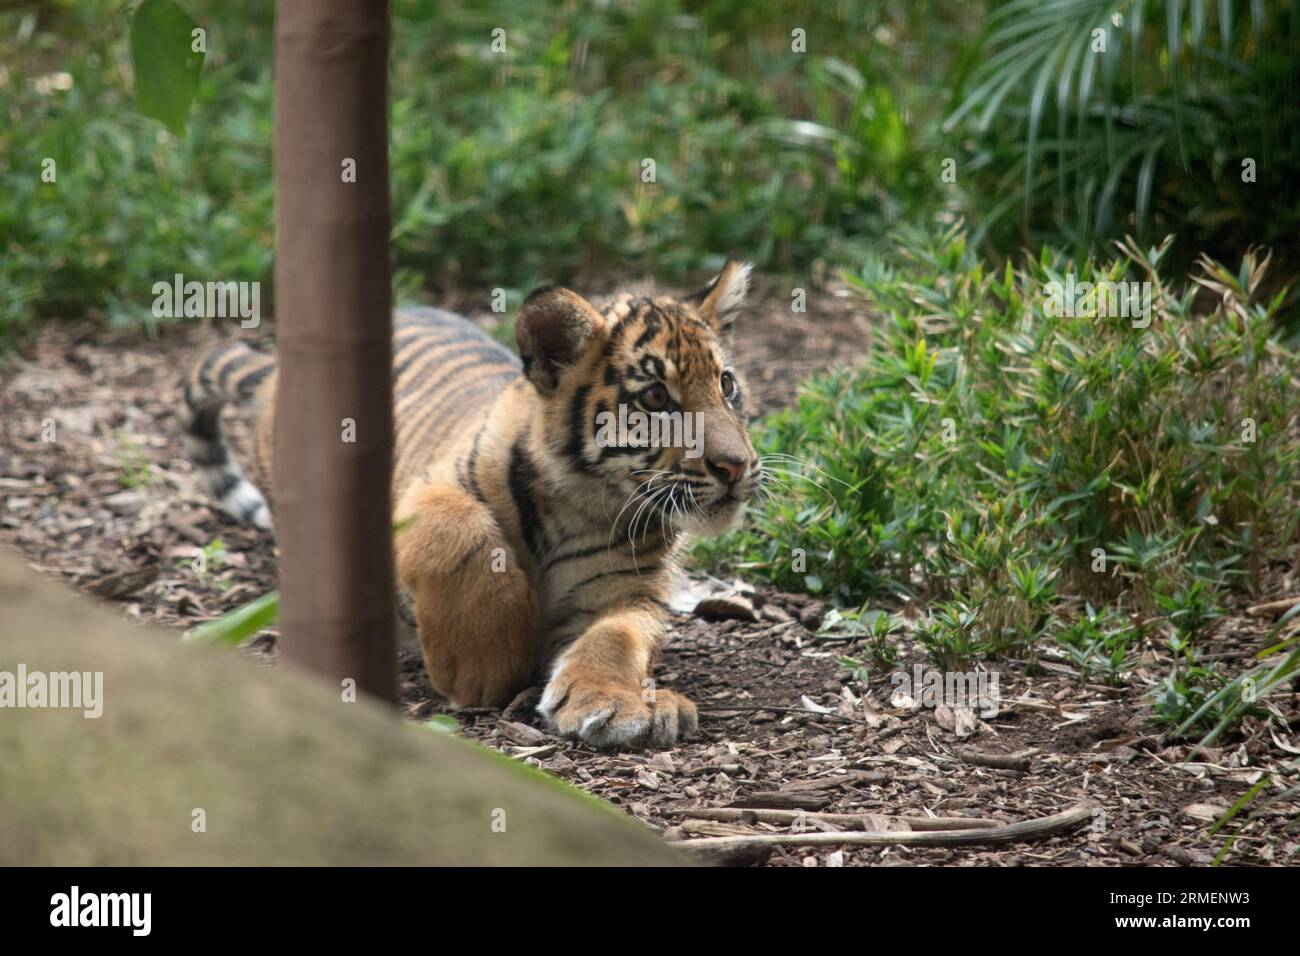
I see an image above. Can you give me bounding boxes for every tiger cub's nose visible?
[706,454,750,485]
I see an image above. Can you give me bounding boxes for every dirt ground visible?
[2,282,1295,867]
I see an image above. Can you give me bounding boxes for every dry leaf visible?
[800,694,833,714]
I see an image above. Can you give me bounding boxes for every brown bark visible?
[273,0,397,703]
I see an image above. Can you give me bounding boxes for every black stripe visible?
[395,319,517,369]
[418,367,518,450]
[236,361,275,400]
[412,348,517,404]
[633,315,663,349]
[197,347,229,391]
[393,335,444,380]
[611,299,649,339]
[398,341,515,396]
[395,331,506,382]
[451,537,489,574]
[565,384,596,475]
[186,406,224,449]
[507,433,545,561]
[544,535,668,574]
[541,542,610,572]
[618,529,670,555]
[209,468,240,498]
[392,323,461,349]
[463,424,487,503]
[397,350,516,453]
[217,351,249,394]
[568,565,661,593]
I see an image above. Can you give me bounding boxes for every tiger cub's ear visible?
[515,286,604,395]
[688,258,752,338]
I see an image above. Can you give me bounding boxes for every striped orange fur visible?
[183,261,759,749]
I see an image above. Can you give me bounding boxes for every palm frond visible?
[946,0,1294,256]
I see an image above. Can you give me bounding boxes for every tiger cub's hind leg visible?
[395,481,537,708]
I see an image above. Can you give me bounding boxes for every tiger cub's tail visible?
[181,342,276,530]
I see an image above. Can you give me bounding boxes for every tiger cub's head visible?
[516,260,759,536]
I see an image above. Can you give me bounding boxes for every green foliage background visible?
[5,1,1296,346]
[1,0,953,344]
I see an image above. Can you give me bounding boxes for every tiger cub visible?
[182,260,759,749]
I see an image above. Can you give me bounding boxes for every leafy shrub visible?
[1055,602,1138,685]
[699,226,1300,716]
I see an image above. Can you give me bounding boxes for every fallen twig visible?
[730,791,830,811]
[696,704,868,725]
[671,803,1096,855]
[673,807,1000,831]
[955,747,1038,772]
[1001,697,1059,714]
[1246,596,1300,618]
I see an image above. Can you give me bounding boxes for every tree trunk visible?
[273,0,397,704]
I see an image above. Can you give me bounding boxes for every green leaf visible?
[130,0,205,138]
[1135,141,1161,231]
[1218,0,1233,47]
[1025,34,1072,221]
[424,714,460,734]
[182,590,279,647]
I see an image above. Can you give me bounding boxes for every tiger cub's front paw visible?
[539,676,697,750]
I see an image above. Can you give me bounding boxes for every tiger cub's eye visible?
[720,370,738,401]
[640,383,670,412]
